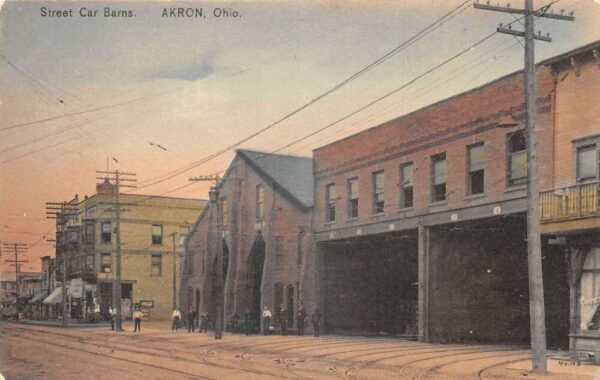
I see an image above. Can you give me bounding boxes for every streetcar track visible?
[6,326,301,379]
[415,351,530,379]
[2,332,215,380]
[477,357,532,380]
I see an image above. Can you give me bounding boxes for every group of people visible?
[108,302,322,336]
[262,302,321,337]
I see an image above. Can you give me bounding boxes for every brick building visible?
[314,43,600,348]
[53,179,205,320]
[182,150,314,333]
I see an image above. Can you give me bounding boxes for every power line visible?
[129,1,473,191]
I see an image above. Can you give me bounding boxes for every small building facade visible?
[182,150,315,333]
[538,43,600,363]
[54,180,205,320]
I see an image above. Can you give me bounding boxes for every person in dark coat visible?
[187,307,196,333]
[311,304,321,337]
[278,303,287,336]
[200,313,208,333]
[244,309,252,335]
[296,301,306,336]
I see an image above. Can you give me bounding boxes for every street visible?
[1,322,597,380]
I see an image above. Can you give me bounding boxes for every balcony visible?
[540,181,600,222]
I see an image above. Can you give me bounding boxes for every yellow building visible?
[55,179,205,320]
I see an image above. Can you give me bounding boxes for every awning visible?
[29,291,47,304]
[43,287,63,304]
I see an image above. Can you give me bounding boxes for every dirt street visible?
[0,322,598,380]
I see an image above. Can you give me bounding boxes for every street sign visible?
[139,300,154,308]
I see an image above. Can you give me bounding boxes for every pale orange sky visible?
[1,0,599,272]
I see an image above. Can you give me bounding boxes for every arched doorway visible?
[247,234,265,332]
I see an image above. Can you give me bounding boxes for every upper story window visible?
[508,130,527,187]
[256,185,264,220]
[151,253,162,276]
[467,143,485,195]
[101,222,111,244]
[577,144,598,182]
[325,184,336,223]
[373,171,385,214]
[431,153,447,202]
[221,198,229,230]
[400,162,414,208]
[152,224,163,245]
[347,178,359,219]
[84,223,95,243]
[101,253,111,273]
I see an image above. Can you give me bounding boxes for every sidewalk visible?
[15,319,110,328]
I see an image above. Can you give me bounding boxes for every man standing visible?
[311,304,321,337]
[278,303,287,336]
[133,308,143,332]
[262,306,272,335]
[172,308,181,331]
[187,306,196,333]
[297,301,306,336]
[108,306,115,330]
[244,308,252,335]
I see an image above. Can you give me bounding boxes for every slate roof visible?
[236,150,314,209]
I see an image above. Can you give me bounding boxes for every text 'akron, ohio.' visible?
[161,7,241,18]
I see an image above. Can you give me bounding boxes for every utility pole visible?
[474,0,574,373]
[96,169,137,331]
[46,201,78,327]
[169,231,178,310]
[190,174,222,339]
[3,242,28,319]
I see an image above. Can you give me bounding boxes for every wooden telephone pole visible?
[96,169,137,331]
[46,201,78,327]
[190,174,223,339]
[3,242,28,318]
[169,231,178,311]
[474,0,574,372]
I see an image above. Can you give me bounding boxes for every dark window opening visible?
[508,130,527,187]
[373,171,385,214]
[432,153,447,202]
[400,163,413,208]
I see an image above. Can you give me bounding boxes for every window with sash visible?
[400,163,413,208]
[347,178,359,219]
[468,143,485,195]
[431,153,447,202]
[373,171,385,214]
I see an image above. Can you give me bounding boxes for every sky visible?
[1,0,599,272]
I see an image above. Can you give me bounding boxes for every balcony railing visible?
[540,181,600,222]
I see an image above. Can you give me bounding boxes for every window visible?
[179,226,190,246]
[297,230,305,265]
[347,178,359,219]
[325,184,336,223]
[101,222,111,244]
[431,153,447,202]
[84,223,95,243]
[101,253,111,273]
[373,171,385,214]
[400,163,414,208]
[256,185,264,220]
[508,130,527,186]
[275,236,284,267]
[69,230,78,242]
[152,225,163,245]
[467,143,485,195]
[151,253,162,276]
[577,144,597,181]
[221,198,228,230]
[86,255,95,272]
[581,248,600,331]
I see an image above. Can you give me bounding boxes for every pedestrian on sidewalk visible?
[187,306,196,333]
[278,303,287,336]
[133,308,143,332]
[311,304,321,337]
[244,308,252,335]
[297,301,306,336]
[108,306,115,330]
[262,306,272,335]
[172,308,181,331]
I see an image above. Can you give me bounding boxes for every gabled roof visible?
[236,150,314,209]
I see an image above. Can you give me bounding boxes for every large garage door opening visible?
[429,215,530,345]
[321,230,418,338]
